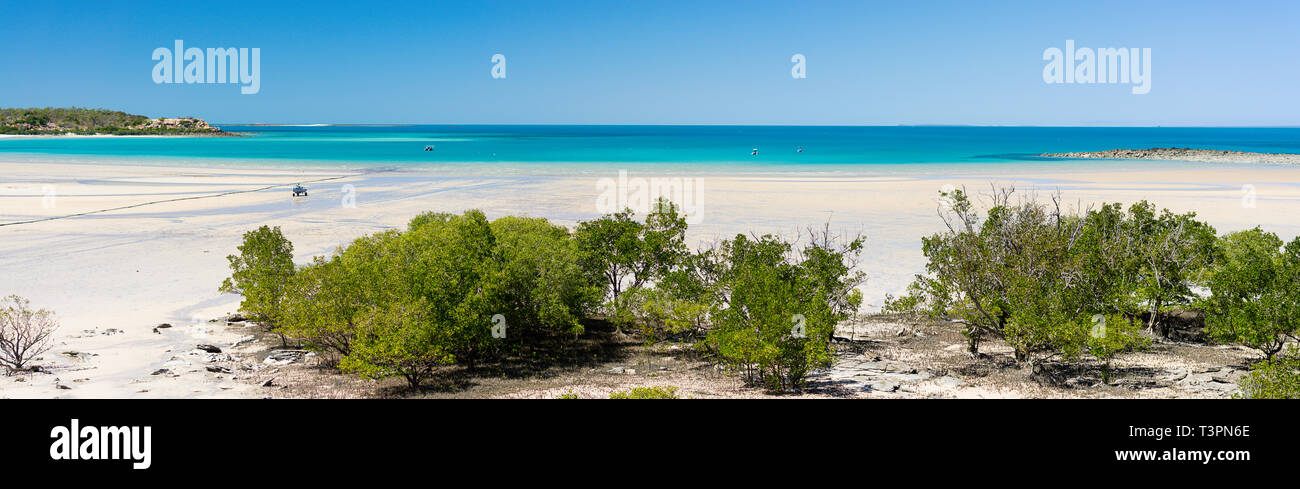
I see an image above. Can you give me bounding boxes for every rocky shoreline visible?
[1040,147,1300,164]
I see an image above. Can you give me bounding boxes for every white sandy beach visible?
[2,159,1299,398]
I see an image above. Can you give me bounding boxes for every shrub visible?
[1235,347,1300,399]
[609,386,679,399]
[1200,229,1300,360]
[312,212,501,388]
[487,216,602,340]
[227,205,868,392]
[624,287,709,344]
[894,188,1149,367]
[1122,202,1218,336]
[278,235,390,361]
[390,210,499,369]
[341,297,456,389]
[1086,313,1150,384]
[576,199,688,328]
[219,225,295,338]
[0,295,59,371]
[702,231,864,391]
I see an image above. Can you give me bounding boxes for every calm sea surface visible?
[3,125,1299,175]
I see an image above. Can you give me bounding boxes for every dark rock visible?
[196,344,222,353]
[263,350,306,365]
[261,378,275,387]
[231,335,256,348]
[1141,307,1208,342]
[156,323,172,328]
[868,382,900,393]
[206,365,232,374]
[150,368,172,376]
[935,375,965,388]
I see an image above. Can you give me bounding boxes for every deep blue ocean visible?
[3,125,1299,174]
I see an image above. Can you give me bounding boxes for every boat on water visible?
[292,184,308,196]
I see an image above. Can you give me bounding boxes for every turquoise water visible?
[3,125,1299,174]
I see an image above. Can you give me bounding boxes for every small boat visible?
[751,148,759,155]
[292,184,308,196]
[424,145,435,151]
[797,146,804,153]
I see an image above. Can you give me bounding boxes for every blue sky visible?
[1,0,1297,125]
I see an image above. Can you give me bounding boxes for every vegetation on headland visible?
[218,189,1300,397]
[0,107,230,135]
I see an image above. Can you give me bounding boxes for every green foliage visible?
[576,199,688,328]
[391,210,500,368]
[1086,314,1150,383]
[259,211,609,389]
[488,216,602,339]
[575,208,645,304]
[555,390,581,399]
[895,188,1150,367]
[220,225,295,329]
[1121,202,1218,335]
[624,287,709,344]
[0,107,223,135]
[1235,347,1300,399]
[341,297,457,388]
[1200,229,1300,360]
[609,386,679,399]
[0,107,146,129]
[278,233,399,360]
[227,189,1300,395]
[701,231,865,390]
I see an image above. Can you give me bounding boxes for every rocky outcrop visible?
[134,117,214,131]
[1041,147,1300,164]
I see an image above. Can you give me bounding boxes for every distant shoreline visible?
[1041,147,1300,164]
[0,132,246,139]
